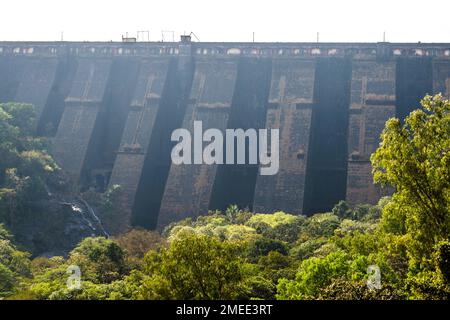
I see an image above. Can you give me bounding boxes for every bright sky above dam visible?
[1,0,449,43]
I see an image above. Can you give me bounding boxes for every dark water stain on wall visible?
[303,57,352,215]
[37,57,78,136]
[131,57,195,228]
[208,58,272,212]
[80,58,140,191]
[0,56,21,102]
[396,57,433,122]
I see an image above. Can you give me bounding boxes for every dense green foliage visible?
[371,94,450,298]
[0,96,448,300]
[0,223,31,297]
[1,197,445,300]
[0,199,422,299]
[0,103,58,229]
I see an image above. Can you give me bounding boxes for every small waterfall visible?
[59,201,96,231]
[59,198,109,238]
[78,197,109,238]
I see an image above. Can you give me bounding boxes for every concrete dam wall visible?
[1,40,450,230]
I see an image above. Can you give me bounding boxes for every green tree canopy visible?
[371,94,450,268]
[68,237,127,284]
[0,103,58,225]
[139,233,246,299]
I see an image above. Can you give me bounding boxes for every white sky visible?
[0,0,449,43]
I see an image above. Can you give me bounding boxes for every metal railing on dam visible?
[0,41,450,58]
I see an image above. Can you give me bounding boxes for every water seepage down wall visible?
[1,41,450,231]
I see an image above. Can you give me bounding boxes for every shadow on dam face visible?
[303,58,352,215]
[131,57,195,229]
[396,57,432,122]
[80,58,141,191]
[208,58,272,212]
[37,57,78,136]
[0,56,21,102]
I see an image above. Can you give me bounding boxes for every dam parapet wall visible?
[1,41,450,59]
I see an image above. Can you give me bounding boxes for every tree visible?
[0,239,31,278]
[139,233,246,299]
[437,241,450,284]
[0,103,58,227]
[276,251,350,299]
[114,228,166,268]
[0,223,12,241]
[0,229,32,298]
[257,251,297,293]
[318,277,405,300]
[247,237,288,260]
[68,237,127,284]
[0,103,56,182]
[0,263,15,297]
[332,200,352,219]
[371,94,450,269]
[297,213,340,241]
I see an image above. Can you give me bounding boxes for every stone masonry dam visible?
[1,39,450,231]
